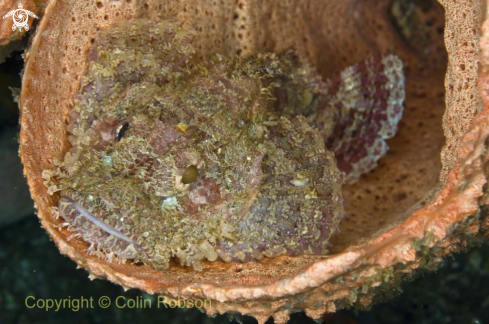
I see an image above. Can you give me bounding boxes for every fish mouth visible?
[59,196,137,246]
[58,196,152,261]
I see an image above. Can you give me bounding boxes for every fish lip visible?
[59,196,138,247]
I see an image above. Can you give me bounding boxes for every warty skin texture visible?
[43,19,404,271]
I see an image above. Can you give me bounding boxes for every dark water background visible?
[1,46,488,324]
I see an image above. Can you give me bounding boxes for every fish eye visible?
[116,122,130,141]
[181,165,199,184]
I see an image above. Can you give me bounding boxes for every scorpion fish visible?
[44,19,404,271]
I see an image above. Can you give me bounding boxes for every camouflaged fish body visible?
[45,20,404,270]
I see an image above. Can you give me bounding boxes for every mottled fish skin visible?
[44,19,404,270]
[274,54,405,184]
